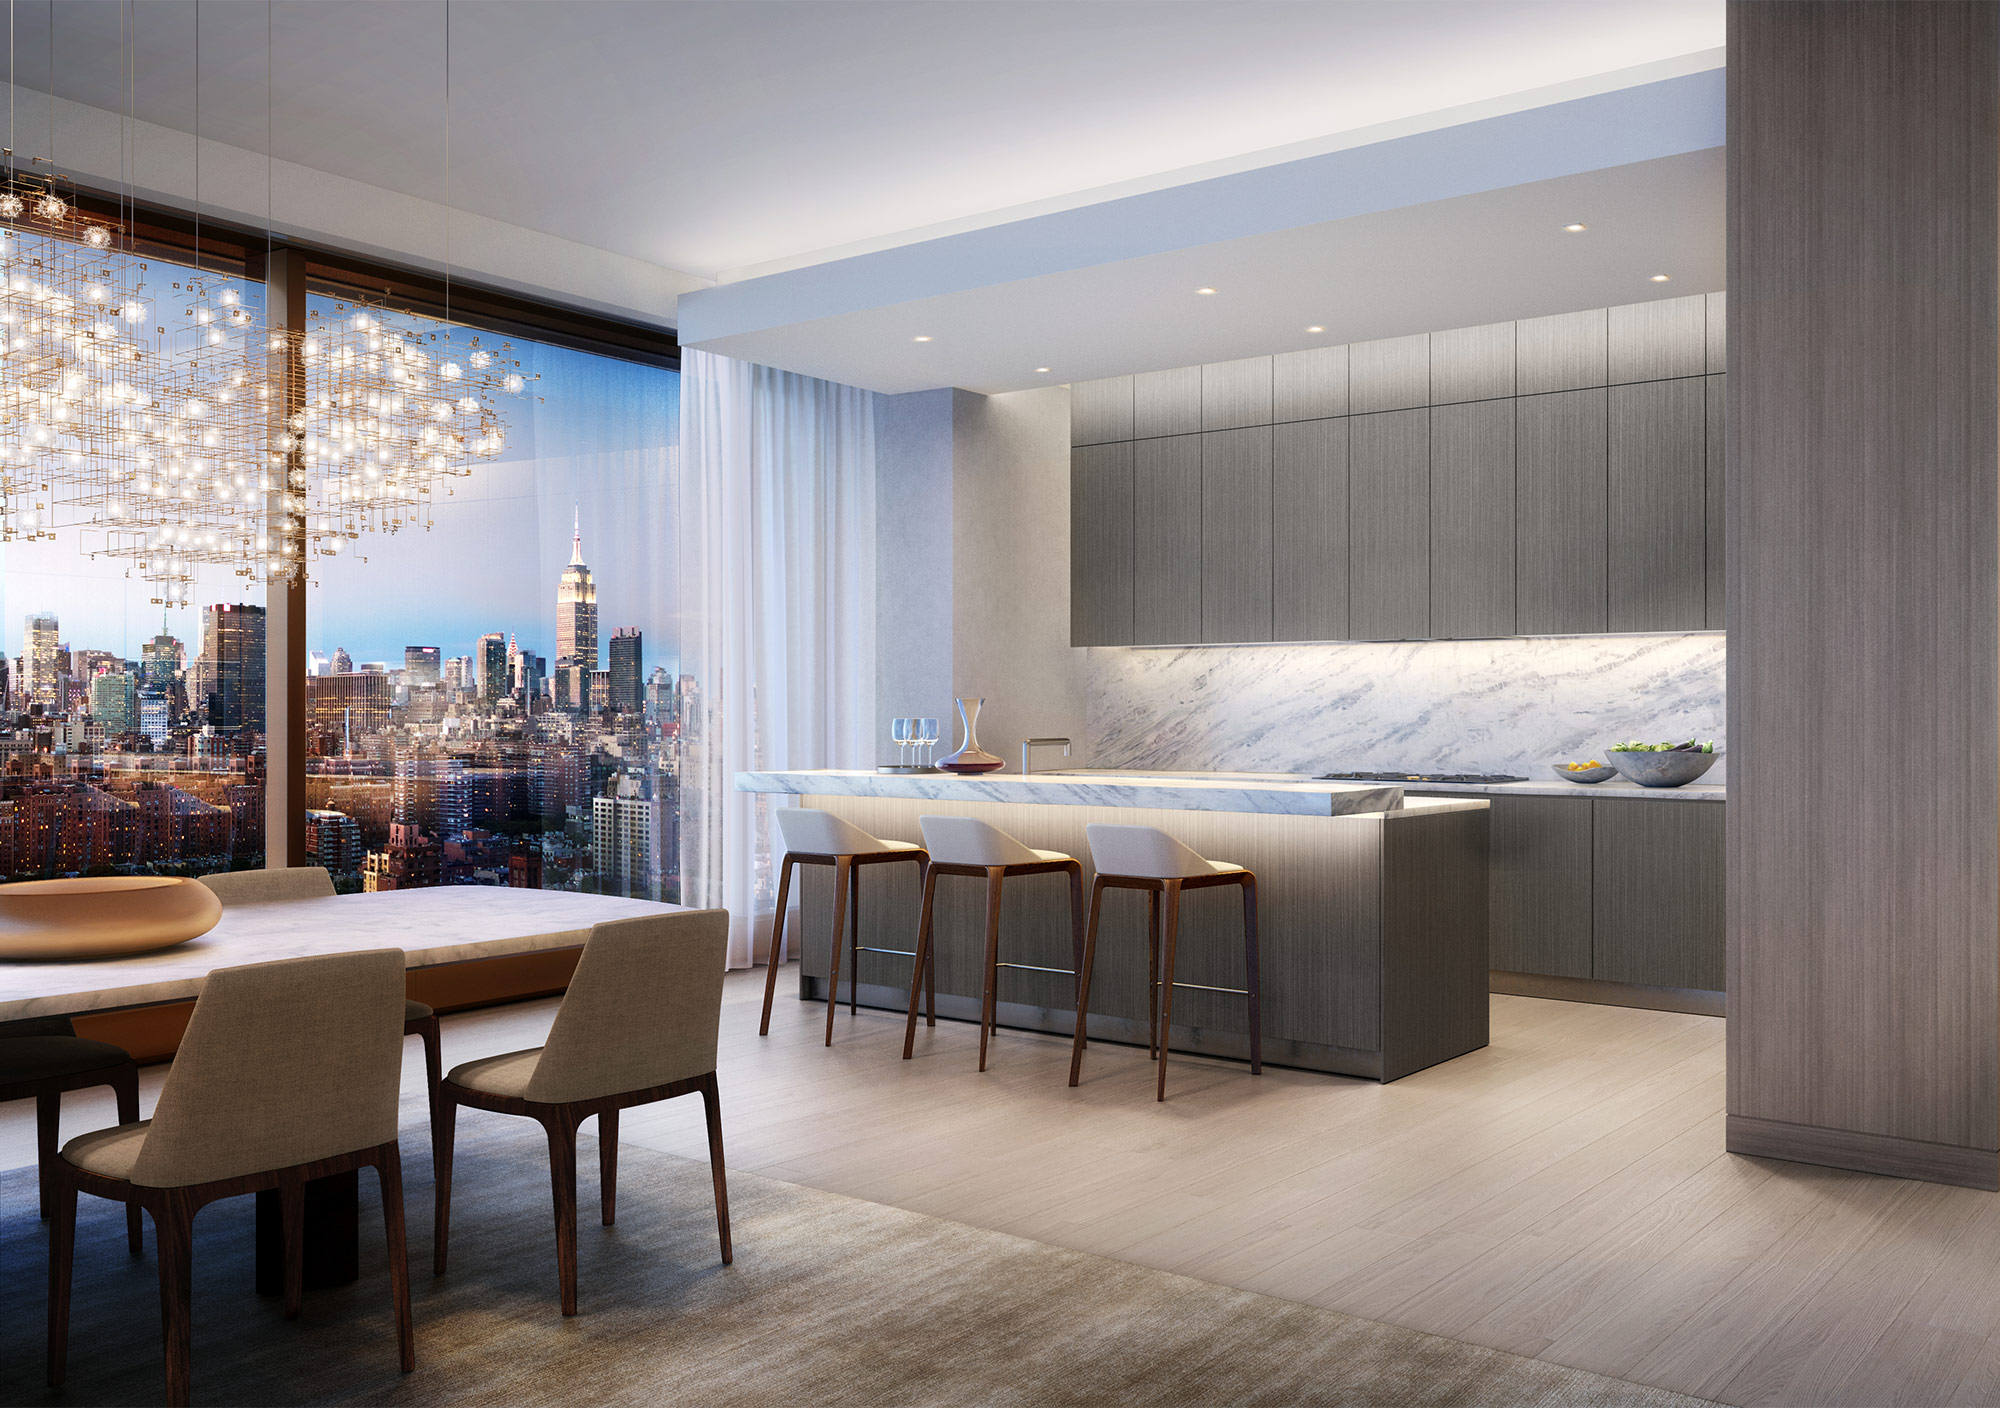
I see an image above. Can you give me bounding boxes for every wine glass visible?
[916,717,939,768]
[890,717,913,768]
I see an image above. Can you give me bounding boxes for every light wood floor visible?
[12,970,2000,1407]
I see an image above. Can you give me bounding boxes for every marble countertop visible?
[1029,768,1727,804]
[733,768,1484,819]
[0,887,682,1022]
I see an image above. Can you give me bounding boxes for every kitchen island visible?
[737,770,1490,1081]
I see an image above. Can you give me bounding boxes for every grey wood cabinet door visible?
[1430,322,1515,405]
[1517,309,1608,394]
[1706,373,1726,629]
[1272,418,1348,641]
[1070,443,1134,646]
[1487,796,1593,978]
[1516,389,1609,634]
[1133,366,1202,439]
[1609,378,1706,631]
[1430,400,1516,638]
[1132,435,1203,644]
[1273,346,1348,423]
[1348,409,1430,640]
[1349,334,1430,413]
[1071,376,1134,446]
[1608,295,1707,384]
[1592,799,1726,991]
[1202,357,1274,431]
[1201,427,1274,642]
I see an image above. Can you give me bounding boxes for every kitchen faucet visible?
[1022,737,1072,774]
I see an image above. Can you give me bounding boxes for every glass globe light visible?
[82,225,110,249]
[0,195,22,219]
[35,194,66,220]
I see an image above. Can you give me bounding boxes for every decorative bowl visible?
[0,875,222,960]
[1606,750,1721,789]
[1552,763,1617,784]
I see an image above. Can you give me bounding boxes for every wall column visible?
[1727,0,2000,1187]
[261,249,308,868]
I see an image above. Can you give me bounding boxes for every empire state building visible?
[557,507,598,669]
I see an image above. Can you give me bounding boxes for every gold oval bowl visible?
[0,875,223,960]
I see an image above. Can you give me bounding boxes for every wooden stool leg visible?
[544,1112,581,1316]
[848,859,863,1015]
[903,864,940,1059]
[35,1090,58,1219]
[759,856,796,1037]
[599,1107,619,1227]
[1069,877,1106,1087]
[701,1072,733,1265]
[977,867,1007,1071]
[1243,874,1263,1076]
[1066,862,1086,1016]
[1148,888,1165,1061]
[112,1064,143,1253]
[45,1169,76,1386]
[824,856,851,1047]
[1157,880,1183,1103]
[924,861,936,1027]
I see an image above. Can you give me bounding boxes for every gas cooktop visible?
[1314,770,1528,785]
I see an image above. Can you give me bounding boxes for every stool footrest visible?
[996,962,1079,977]
[1168,980,1251,996]
[856,946,919,959]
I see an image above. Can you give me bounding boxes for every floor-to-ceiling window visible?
[0,241,268,881]
[301,296,681,898]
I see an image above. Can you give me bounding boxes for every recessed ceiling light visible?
[1195,287,1217,296]
[1563,223,1587,232]
[912,334,933,342]
[1306,325,1325,334]
[1036,367,1051,373]
[1649,274,1671,283]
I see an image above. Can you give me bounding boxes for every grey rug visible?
[0,1099,1713,1407]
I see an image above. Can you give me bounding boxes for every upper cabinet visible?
[1067,294,1725,646]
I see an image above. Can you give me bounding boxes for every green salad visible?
[1610,739,1716,753]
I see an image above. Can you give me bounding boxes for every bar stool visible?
[904,816,1085,1071]
[1069,823,1261,1102]
[759,808,931,1046]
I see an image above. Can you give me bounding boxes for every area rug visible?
[0,1097,1713,1407]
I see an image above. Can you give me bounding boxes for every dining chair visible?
[0,1015,142,1253]
[198,866,442,1176]
[1071,824,1262,1102]
[434,909,730,1317]
[46,949,414,1408]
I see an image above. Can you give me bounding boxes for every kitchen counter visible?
[1023,768,1726,804]
[736,768,1422,817]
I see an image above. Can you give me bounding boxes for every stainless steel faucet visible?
[1022,737,1072,774]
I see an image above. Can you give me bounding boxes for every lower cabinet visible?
[1426,794,1726,993]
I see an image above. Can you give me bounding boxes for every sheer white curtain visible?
[678,349,878,968]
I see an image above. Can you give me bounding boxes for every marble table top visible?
[0,886,682,1022]
[736,768,1407,817]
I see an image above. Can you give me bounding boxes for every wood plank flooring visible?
[10,970,2000,1405]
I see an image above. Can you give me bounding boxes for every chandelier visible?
[0,162,532,606]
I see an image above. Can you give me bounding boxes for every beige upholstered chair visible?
[47,949,413,1407]
[198,866,444,1177]
[435,909,731,1316]
[0,1015,142,1254]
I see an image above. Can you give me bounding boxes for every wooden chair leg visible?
[418,1019,443,1185]
[36,1089,58,1219]
[155,1198,195,1408]
[1242,874,1263,1076]
[279,1172,306,1320]
[700,1072,733,1265]
[824,856,851,1047]
[1157,880,1182,1103]
[378,1143,416,1373]
[544,1113,581,1316]
[903,863,940,1059]
[432,1091,458,1276]
[1146,888,1162,1059]
[45,1168,76,1387]
[1069,877,1107,1087]
[977,866,1006,1072]
[112,1064,143,1254]
[1066,862,1086,1018]
[599,1107,619,1227]
[759,856,796,1036]
[848,860,862,1015]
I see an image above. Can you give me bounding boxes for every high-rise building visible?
[476,632,508,702]
[23,614,59,709]
[593,776,655,899]
[608,628,643,712]
[138,687,173,746]
[141,625,182,691]
[307,650,331,678]
[88,672,138,735]
[556,507,598,671]
[404,646,441,688]
[362,822,441,892]
[191,604,266,735]
[304,809,364,876]
[330,646,354,675]
[306,672,392,753]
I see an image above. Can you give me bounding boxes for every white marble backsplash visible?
[1083,634,1727,782]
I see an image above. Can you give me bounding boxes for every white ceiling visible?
[4,0,1724,286]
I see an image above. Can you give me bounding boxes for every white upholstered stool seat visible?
[902,816,1086,1071]
[1072,825,1263,1102]
[760,808,934,1047]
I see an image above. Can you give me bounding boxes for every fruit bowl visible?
[0,875,222,960]
[1552,762,1616,784]
[1606,749,1721,788]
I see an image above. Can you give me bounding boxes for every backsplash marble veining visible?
[1084,634,1727,782]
